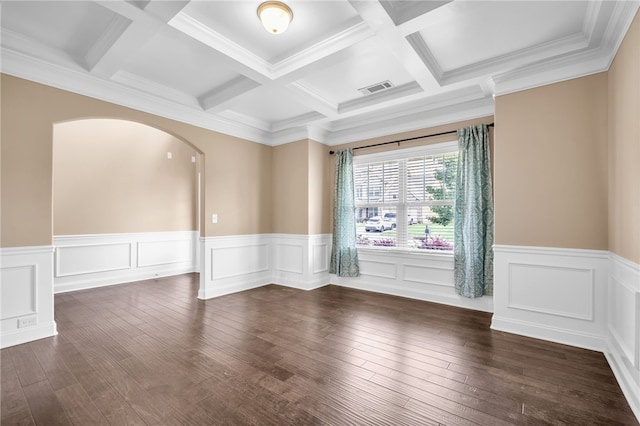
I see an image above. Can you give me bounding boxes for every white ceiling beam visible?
[395,2,453,36]
[270,20,374,79]
[271,111,326,133]
[143,1,191,23]
[199,76,262,112]
[87,1,186,78]
[347,0,441,93]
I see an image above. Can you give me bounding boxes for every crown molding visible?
[329,85,487,132]
[324,96,494,146]
[0,47,269,144]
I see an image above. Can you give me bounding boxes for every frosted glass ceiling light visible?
[257,1,293,34]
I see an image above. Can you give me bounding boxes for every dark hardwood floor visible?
[1,273,637,425]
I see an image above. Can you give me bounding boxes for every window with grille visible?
[353,141,458,251]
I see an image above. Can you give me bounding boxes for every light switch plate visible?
[211,214,218,224]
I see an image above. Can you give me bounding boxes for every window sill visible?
[356,246,453,259]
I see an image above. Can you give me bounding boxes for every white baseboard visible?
[1,246,58,349]
[53,231,198,294]
[1,321,58,349]
[491,315,606,350]
[605,253,640,420]
[331,248,493,312]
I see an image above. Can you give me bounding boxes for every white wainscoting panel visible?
[507,263,594,320]
[492,245,609,351]
[56,243,132,277]
[272,234,331,290]
[199,234,273,299]
[1,265,36,319]
[275,243,304,274]
[210,243,270,279]
[137,238,193,267]
[199,234,332,299]
[605,253,640,421]
[332,248,493,312]
[1,246,57,349]
[54,231,198,293]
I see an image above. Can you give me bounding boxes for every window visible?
[354,142,458,251]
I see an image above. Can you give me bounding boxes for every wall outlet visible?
[18,316,37,328]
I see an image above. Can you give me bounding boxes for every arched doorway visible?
[52,118,203,293]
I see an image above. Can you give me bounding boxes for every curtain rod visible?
[329,122,494,155]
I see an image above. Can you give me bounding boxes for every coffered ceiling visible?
[1,1,638,146]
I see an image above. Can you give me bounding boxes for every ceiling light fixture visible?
[257,1,293,34]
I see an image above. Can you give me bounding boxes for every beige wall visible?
[271,139,332,235]
[308,139,332,235]
[272,140,309,234]
[494,73,609,250]
[53,119,197,235]
[608,12,640,264]
[329,117,494,156]
[1,75,273,247]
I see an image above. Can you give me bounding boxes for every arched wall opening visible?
[52,118,203,293]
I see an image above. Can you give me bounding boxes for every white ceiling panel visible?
[118,31,241,98]
[229,85,317,124]
[1,0,636,146]
[418,1,588,72]
[1,1,125,63]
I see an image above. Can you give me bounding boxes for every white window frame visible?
[353,140,458,255]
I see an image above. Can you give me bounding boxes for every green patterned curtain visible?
[454,125,494,298]
[330,149,360,277]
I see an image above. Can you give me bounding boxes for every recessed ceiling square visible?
[1,1,126,62]
[119,32,241,98]
[228,85,316,124]
[296,38,416,105]
[419,1,588,72]
[178,0,362,64]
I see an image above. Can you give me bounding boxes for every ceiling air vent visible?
[358,80,394,95]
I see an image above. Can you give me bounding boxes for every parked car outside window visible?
[382,213,396,230]
[365,216,387,232]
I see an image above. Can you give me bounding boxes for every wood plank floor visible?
[1,273,637,426]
